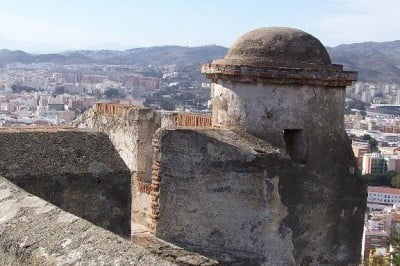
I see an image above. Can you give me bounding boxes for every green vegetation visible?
[392,174,400,188]
[365,171,397,187]
[364,172,400,188]
[345,98,367,116]
[369,139,379,152]
[104,88,122,99]
[347,98,366,111]
[391,230,400,265]
[145,88,209,111]
[11,84,36,93]
[53,86,65,95]
[363,134,372,140]
[362,134,379,152]
[137,68,162,78]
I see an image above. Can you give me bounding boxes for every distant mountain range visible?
[0,41,400,82]
[327,40,400,82]
[0,45,228,66]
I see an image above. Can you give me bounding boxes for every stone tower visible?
[203,27,356,147]
[201,27,366,264]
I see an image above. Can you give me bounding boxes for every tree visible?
[53,86,65,95]
[11,84,35,93]
[159,100,175,111]
[392,174,400,188]
[369,254,389,266]
[363,134,372,141]
[364,171,396,187]
[368,138,379,152]
[360,110,367,117]
[104,88,120,99]
[347,98,366,111]
[390,230,400,265]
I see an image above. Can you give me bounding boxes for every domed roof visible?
[202,27,357,87]
[214,27,331,68]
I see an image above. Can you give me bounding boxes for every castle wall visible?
[153,128,296,264]
[75,103,161,180]
[152,124,366,264]
[0,176,214,266]
[210,80,366,264]
[74,104,213,233]
[0,128,131,237]
[74,104,161,231]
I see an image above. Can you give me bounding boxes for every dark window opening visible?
[283,129,308,164]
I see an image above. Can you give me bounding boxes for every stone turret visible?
[199,27,366,264]
[202,27,357,147]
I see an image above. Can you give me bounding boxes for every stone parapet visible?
[175,113,212,127]
[0,129,131,237]
[0,176,216,266]
[94,102,154,121]
[152,128,294,264]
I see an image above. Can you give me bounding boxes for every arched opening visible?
[283,129,308,164]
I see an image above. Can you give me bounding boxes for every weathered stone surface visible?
[154,126,366,264]
[202,27,357,87]
[0,176,217,266]
[202,63,357,87]
[220,27,332,68]
[75,104,214,235]
[0,129,131,237]
[201,27,366,264]
[210,82,347,145]
[75,104,160,181]
[74,104,160,233]
[154,128,296,264]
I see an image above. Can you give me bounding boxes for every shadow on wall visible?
[283,129,308,164]
[0,131,132,237]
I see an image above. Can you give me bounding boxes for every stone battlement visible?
[0,176,216,266]
[95,102,149,117]
[0,129,131,237]
[175,113,212,127]
[94,102,212,127]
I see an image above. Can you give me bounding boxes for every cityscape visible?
[3,57,400,265]
[0,1,400,265]
[0,62,210,127]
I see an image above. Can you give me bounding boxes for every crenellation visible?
[0,176,216,266]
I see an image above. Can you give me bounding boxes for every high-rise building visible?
[396,87,400,105]
[362,153,388,174]
[362,91,372,103]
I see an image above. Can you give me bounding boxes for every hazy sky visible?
[0,0,398,51]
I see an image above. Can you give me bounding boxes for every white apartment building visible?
[368,186,400,209]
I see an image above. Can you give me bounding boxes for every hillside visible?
[1,41,400,82]
[327,40,400,82]
[0,45,227,66]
